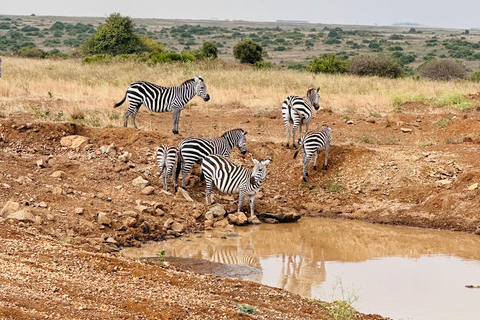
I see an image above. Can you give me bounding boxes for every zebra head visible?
[250,157,271,186]
[222,129,247,155]
[194,76,210,102]
[307,87,320,110]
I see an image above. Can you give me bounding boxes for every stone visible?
[7,209,35,223]
[141,186,155,195]
[47,214,55,221]
[171,222,184,233]
[132,176,149,189]
[207,203,226,218]
[213,218,231,229]
[51,171,66,179]
[135,205,148,213]
[36,159,47,168]
[101,143,117,157]
[248,216,262,225]
[38,201,48,208]
[475,228,480,235]
[1,201,20,217]
[34,215,43,225]
[15,176,32,184]
[97,212,111,226]
[467,183,478,191]
[105,237,117,244]
[123,217,137,228]
[264,218,279,224]
[205,211,214,220]
[463,137,473,143]
[60,135,89,149]
[118,152,132,163]
[228,212,248,226]
[204,220,214,228]
[52,186,63,195]
[155,208,165,216]
[259,212,302,223]
[401,128,412,133]
[74,207,84,215]
[164,218,174,229]
[175,188,193,202]
[436,179,452,185]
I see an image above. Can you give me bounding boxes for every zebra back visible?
[295,125,332,157]
[157,144,177,173]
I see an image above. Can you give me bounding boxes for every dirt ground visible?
[2,94,480,319]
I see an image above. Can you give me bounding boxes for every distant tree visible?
[81,13,147,56]
[15,46,46,58]
[199,41,218,60]
[418,59,467,81]
[233,39,263,64]
[307,54,349,74]
[350,55,402,78]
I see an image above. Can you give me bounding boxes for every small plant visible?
[324,179,344,193]
[434,117,453,128]
[235,304,255,314]
[48,91,54,99]
[368,110,381,117]
[157,250,166,264]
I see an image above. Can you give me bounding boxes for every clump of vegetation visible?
[233,39,263,64]
[434,117,453,128]
[307,53,349,74]
[418,59,467,81]
[433,93,472,110]
[349,55,402,78]
[15,46,46,58]
[235,304,255,314]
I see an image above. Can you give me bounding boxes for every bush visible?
[233,39,263,64]
[307,54,349,74]
[418,59,467,81]
[349,55,402,78]
[198,41,218,60]
[16,46,46,58]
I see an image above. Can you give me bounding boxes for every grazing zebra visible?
[114,76,210,134]
[156,144,178,192]
[294,125,332,182]
[176,129,248,189]
[201,155,271,219]
[281,87,320,148]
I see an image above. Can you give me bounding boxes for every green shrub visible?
[349,55,402,78]
[418,59,467,81]
[16,46,46,58]
[307,54,349,74]
[198,41,218,60]
[233,39,263,64]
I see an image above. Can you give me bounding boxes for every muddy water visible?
[122,218,480,320]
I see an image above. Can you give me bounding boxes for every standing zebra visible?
[114,76,210,134]
[176,128,248,189]
[201,155,271,220]
[156,144,178,192]
[281,87,320,148]
[294,125,332,182]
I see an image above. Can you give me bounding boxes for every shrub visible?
[15,46,46,58]
[198,41,218,60]
[418,59,467,81]
[349,55,402,78]
[233,39,263,64]
[307,54,349,74]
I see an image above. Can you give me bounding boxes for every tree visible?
[81,13,147,55]
[307,54,349,74]
[349,55,402,78]
[233,39,263,64]
[418,59,467,81]
[199,41,218,60]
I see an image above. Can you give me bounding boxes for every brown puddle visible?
[123,218,480,320]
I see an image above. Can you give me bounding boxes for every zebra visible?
[281,87,320,148]
[176,128,247,189]
[293,125,332,182]
[156,144,178,192]
[201,155,271,220]
[114,76,210,134]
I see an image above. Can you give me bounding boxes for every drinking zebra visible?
[114,76,210,134]
[281,87,320,148]
[156,144,178,192]
[176,128,248,189]
[201,155,271,220]
[294,125,332,182]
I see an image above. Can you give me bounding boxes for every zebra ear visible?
[244,130,248,135]
[194,76,199,82]
[198,75,203,81]
[262,157,271,165]
[252,157,259,165]
[317,87,320,92]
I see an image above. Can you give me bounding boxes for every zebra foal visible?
[114,76,210,134]
[281,87,320,148]
[156,144,178,192]
[176,129,247,189]
[294,125,332,182]
[201,155,271,220]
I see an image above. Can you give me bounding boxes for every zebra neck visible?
[179,82,196,103]
[213,137,232,156]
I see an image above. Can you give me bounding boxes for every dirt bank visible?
[2,97,480,318]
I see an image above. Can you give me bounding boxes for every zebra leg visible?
[124,112,129,127]
[205,177,213,206]
[172,109,181,135]
[237,189,247,214]
[324,142,330,170]
[282,107,291,148]
[249,193,257,219]
[172,161,178,192]
[313,149,320,171]
[302,153,312,182]
[162,171,168,191]
[181,162,192,189]
[291,120,299,149]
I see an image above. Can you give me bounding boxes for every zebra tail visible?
[113,92,127,108]
[174,149,183,184]
[293,147,301,159]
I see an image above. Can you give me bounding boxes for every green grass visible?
[235,304,255,314]
[433,92,472,110]
[434,117,453,128]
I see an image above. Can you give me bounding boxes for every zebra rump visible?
[176,128,248,189]
[156,144,178,192]
[201,154,271,219]
[294,125,332,182]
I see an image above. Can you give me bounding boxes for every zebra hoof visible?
[324,165,328,170]
[313,166,317,171]
[303,177,307,182]
[293,144,298,149]
[286,143,290,149]
[172,130,179,135]
[305,172,309,177]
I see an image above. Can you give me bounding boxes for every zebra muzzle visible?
[204,95,211,102]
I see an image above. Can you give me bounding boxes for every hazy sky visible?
[2,0,479,30]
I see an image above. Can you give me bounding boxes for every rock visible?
[248,216,262,225]
[50,171,66,179]
[123,217,137,228]
[38,201,48,208]
[164,218,174,229]
[60,135,89,149]
[47,214,55,221]
[204,220,214,228]
[52,186,63,195]
[213,218,231,229]
[132,176,149,189]
[264,218,279,224]
[15,176,32,184]
[7,209,35,223]
[436,179,452,185]
[175,188,193,202]
[228,212,248,226]
[118,151,132,163]
[1,201,20,217]
[34,215,43,225]
[141,186,155,195]
[36,159,47,168]
[401,128,412,133]
[347,120,354,125]
[135,205,148,213]
[171,222,184,233]
[101,143,117,157]
[475,228,480,235]
[105,237,117,244]
[97,212,111,226]
[467,183,478,191]
[207,203,226,218]
[155,208,165,216]
[74,207,84,215]
[205,211,214,220]
[463,137,473,143]
[259,212,302,223]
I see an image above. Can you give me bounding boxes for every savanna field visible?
[2,25,480,319]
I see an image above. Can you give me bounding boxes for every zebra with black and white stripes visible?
[281,87,320,148]
[156,144,178,192]
[201,155,271,219]
[176,128,248,189]
[114,76,210,134]
[294,125,332,182]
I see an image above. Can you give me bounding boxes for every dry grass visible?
[1,57,479,127]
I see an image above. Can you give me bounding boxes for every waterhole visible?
[122,218,480,320]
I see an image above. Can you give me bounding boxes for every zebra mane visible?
[180,78,196,86]
[221,128,245,138]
